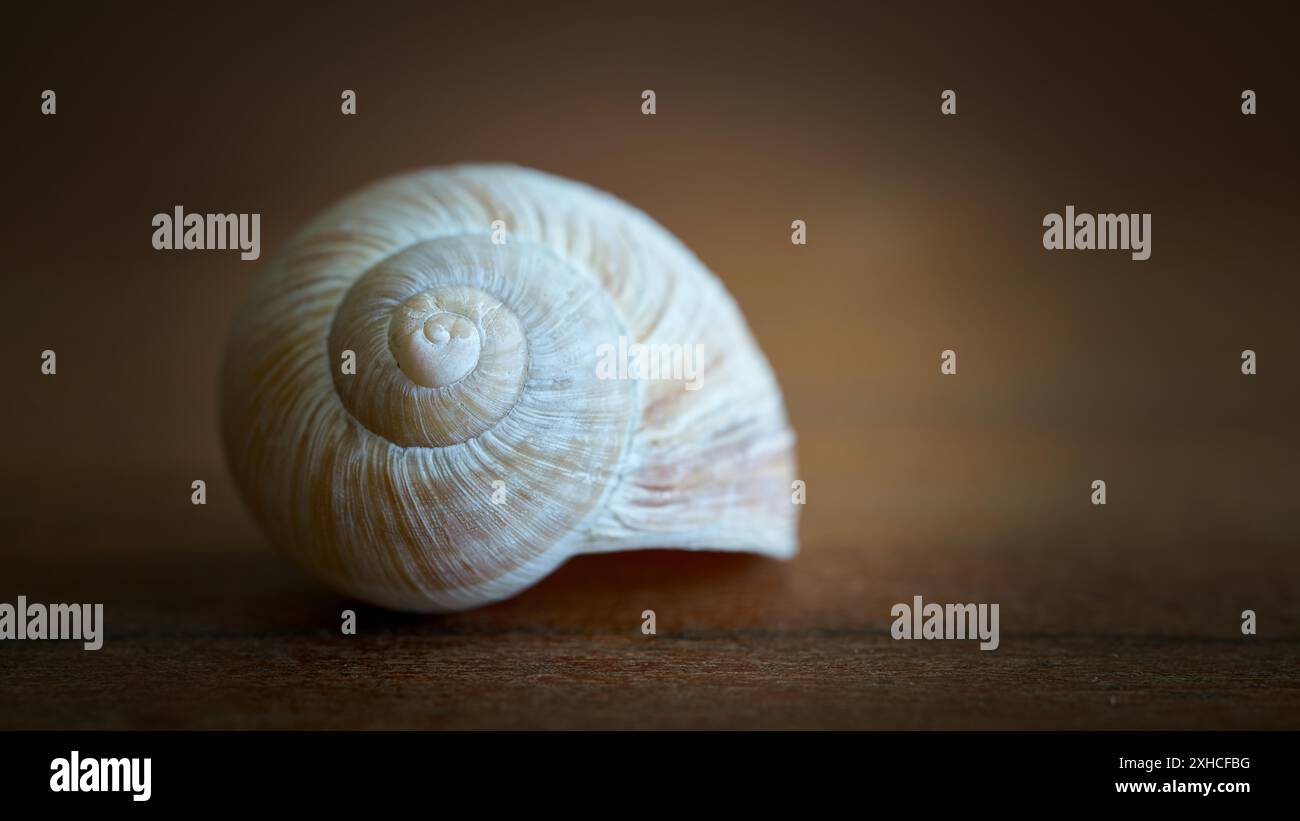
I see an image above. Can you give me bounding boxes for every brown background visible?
[1,2,1297,728]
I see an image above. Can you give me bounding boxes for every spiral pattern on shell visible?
[221,164,797,612]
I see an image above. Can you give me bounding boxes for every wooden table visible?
[4,486,1296,729]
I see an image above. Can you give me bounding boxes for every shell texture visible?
[221,164,798,611]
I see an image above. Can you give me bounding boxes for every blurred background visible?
[1,2,1296,728]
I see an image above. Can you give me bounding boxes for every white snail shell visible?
[220,164,798,612]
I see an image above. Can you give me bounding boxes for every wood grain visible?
[2,520,1296,729]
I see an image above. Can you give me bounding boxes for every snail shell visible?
[220,164,798,612]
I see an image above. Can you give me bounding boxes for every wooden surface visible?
[3,506,1297,730]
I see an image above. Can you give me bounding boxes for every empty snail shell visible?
[220,164,798,612]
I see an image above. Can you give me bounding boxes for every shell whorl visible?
[221,164,798,612]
